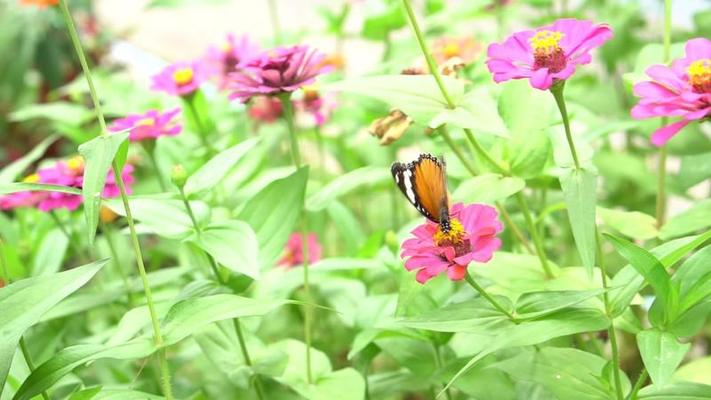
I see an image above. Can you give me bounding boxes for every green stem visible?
[267,0,282,44]
[144,144,167,192]
[49,210,86,261]
[184,94,216,156]
[550,81,581,170]
[463,128,507,174]
[515,193,554,278]
[596,230,624,400]
[497,202,534,254]
[464,272,517,321]
[628,369,648,400]
[280,93,314,384]
[657,0,672,228]
[60,2,173,396]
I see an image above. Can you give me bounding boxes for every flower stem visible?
[176,186,265,400]
[596,230,623,400]
[628,369,648,400]
[463,129,508,174]
[59,1,173,397]
[183,94,216,156]
[657,0,672,228]
[550,81,581,170]
[464,272,517,321]
[267,0,282,45]
[515,193,554,278]
[279,92,313,384]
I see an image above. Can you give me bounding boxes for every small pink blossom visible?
[401,203,503,284]
[294,88,337,127]
[486,18,613,90]
[151,61,207,97]
[248,96,283,124]
[204,33,261,89]
[228,45,332,102]
[631,38,711,146]
[109,108,182,142]
[279,232,322,267]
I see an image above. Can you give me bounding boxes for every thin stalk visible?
[101,222,135,306]
[280,92,314,384]
[657,0,672,228]
[144,144,167,191]
[497,201,534,253]
[464,272,517,321]
[463,129,507,174]
[596,230,624,400]
[184,94,216,156]
[550,81,581,170]
[267,0,282,44]
[515,193,554,278]
[628,369,648,400]
[59,1,172,397]
[49,210,86,261]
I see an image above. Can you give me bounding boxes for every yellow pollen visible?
[442,42,461,58]
[220,41,233,53]
[530,30,564,51]
[135,117,155,127]
[22,173,39,183]
[66,156,84,171]
[433,218,466,245]
[172,67,194,85]
[688,59,711,86]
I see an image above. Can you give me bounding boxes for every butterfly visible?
[391,153,451,233]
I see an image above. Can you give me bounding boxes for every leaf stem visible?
[550,81,581,170]
[59,1,172,397]
[657,0,672,228]
[596,230,624,400]
[464,272,517,321]
[515,193,554,278]
[627,368,648,400]
[183,93,217,156]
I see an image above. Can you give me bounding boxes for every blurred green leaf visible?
[184,138,259,196]
[429,89,508,138]
[514,289,606,320]
[238,167,308,267]
[598,207,658,241]
[660,200,711,240]
[0,182,81,196]
[105,195,209,239]
[9,102,95,126]
[676,152,711,191]
[78,132,129,244]
[31,229,68,276]
[637,329,690,387]
[361,0,406,40]
[559,167,597,274]
[639,382,711,399]
[68,387,164,400]
[189,220,260,280]
[306,166,389,211]
[0,135,58,184]
[452,173,524,204]
[0,259,107,395]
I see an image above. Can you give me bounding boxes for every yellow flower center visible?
[688,59,711,93]
[220,41,233,53]
[433,218,465,246]
[529,30,564,51]
[172,67,194,85]
[66,156,84,172]
[135,117,155,127]
[442,42,461,58]
[22,173,39,183]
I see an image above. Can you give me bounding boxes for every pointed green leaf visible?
[638,382,711,399]
[0,183,81,196]
[184,138,259,195]
[559,167,597,274]
[78,132,129,243]
[188,220,260,279]
[637,329,690,387]
[660,199,711,240]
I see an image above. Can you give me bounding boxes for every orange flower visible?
[431,36,482,65]
[20,0,59,7]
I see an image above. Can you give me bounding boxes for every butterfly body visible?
[391,153,451,232]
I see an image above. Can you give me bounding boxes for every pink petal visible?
[530,68,554,90]
[447,264,468,281]
[684,38,711,60]
[650,119,691,147]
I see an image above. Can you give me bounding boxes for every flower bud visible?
[171,164,188,189]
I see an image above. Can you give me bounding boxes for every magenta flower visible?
[401,203,503,284]
[228,45,332,102]
[294,88,337,127]
[247,96,283,124]
[631,38,711,146]
[278,232,323,267]
[151,61,207,97]
[109,108,182,142]
[0,174,43,210]
[205,33,261,89]
[486,18,613,90]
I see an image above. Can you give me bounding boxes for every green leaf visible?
[0,259,107,395]
[637,329,690,387]
[238,167,308,267]
[639,382,711,399]
[68,387,164,400]
[660,199,711,240]
[677,151,711,190]
[598,207,658,240]
[104,195,209,239]
[452,173,525,204]
[189,220,260,279]
[605,234,678,325]
[673,356,711,385]
[0,135,58,184]
[429,88,509,137]
[306,166,389,211]
[9,102,95,126]
[559,167,597,274]
[78,132,130,244]
[361,0,406,40]
[325,75,464,125]
[0,183,82,196]
[184,138,259,195]
[31,229,68,276]
[514,288,606,320]
[394,297,513,334]
[676,246,711,314]
[609,231,711,316]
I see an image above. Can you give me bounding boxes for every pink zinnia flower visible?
[294,88,337,127]
[401,203,503,284]
[151,61,207,97]
[486,18,613,90]
[109,108,182,142]
[0,174,43,210]
[278,232,322,267]
[228,45,332,102]
[631,38,711,146]
[205,33,261,89]
[248,96,283,124]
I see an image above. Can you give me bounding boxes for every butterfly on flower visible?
[391,153,452,233]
